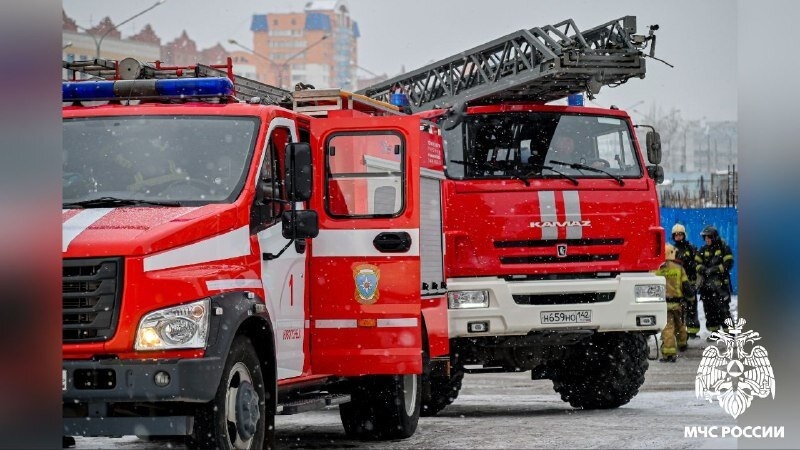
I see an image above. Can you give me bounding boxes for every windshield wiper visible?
[63,196,182,209]
[506,171,530,187]
[524,165,579,186]
[549,160,625,186]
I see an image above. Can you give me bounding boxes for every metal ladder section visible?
[357,16,655,112]
[62,57,292,106]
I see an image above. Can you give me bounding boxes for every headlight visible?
[135,299,210,351]
[635,284,665,303]
[448,290,490,309]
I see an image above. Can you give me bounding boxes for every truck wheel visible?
[188,336,271,450]
[340,374,421,440]
[551,332,648,409]
[421,369,464,416]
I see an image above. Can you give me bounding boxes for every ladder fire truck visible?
[359,16,668,414]
[61,57,449,448]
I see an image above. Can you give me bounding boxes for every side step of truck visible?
[462,365,524,374]
[277,393,351,415]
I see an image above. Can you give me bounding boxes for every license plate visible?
[541,310,592,324]
[63,370,67,391]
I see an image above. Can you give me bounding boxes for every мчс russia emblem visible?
[695,317,775,418]
[353,264,380,305]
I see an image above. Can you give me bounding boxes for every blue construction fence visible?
[660,207,738,295]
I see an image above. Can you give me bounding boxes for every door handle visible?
[373,232,412,253]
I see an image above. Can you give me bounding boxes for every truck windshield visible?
[63,116,258,205]
[443,112,642,181]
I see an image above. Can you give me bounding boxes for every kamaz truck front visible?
[359,16,668,414]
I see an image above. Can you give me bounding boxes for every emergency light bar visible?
[62,77,234,102]
[390,93,409,107]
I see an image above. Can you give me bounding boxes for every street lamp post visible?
[227,38,279,85]
[77,0,166,59]
[278,34,329,89]
[229,35,329,90]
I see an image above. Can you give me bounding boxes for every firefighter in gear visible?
[655,244,692,362]
[694,225,734,336]
[671,223,700,338]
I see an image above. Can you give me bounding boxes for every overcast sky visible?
[63,0,738,121]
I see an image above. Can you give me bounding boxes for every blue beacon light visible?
[156,78,234,97]
[567,93,584,106]
[63,80,115,101]
[389,90,410,108]
[63,77,234,102]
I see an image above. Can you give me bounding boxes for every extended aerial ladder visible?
[357,16,659,112]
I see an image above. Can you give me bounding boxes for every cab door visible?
[307,115,421,376]
[256,119,307,379]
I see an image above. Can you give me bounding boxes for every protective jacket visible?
[655,259,690,357]
[655,260,691,306]
[673,240,698,283]
[695,239,734,293]
[674,238,700,335]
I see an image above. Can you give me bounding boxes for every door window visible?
[325,132,405,217]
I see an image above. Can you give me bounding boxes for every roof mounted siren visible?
[567,94,584,106]
[389,83,412,114]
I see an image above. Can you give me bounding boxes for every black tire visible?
[188,336,273,449]
[551,332,648,409]
[340,374,421,440]
[421,370,464,416]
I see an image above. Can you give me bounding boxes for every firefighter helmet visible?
[700,225,719,240]
[671,223,686,235]
[665,243,677,261]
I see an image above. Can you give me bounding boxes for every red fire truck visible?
[359,16,668,414]
[61,59,449,448]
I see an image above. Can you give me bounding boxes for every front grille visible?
[494,238,624,248]
[513,292,615,305]
[63,258,122,342]
[494,238,623,266]
[500,254,619,264]
[503,272,618,281]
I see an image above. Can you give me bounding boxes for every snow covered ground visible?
[73,297,740,449]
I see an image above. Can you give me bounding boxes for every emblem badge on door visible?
[354,264,380,304]
[557,244,568,258]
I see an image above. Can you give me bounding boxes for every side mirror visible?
[647,165,664,184]
[441,101,467,131]
[282,210,319,239]
[646,131,662,165]
[285,142,312,202]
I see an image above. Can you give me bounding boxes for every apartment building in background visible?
[63,2,370,91]
[250,0,359,90]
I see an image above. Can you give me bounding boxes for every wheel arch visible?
[206,291,278,414]
[235,312,278,416]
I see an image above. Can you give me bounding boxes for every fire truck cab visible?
[61,59,448,448]
[359,16,668,414]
